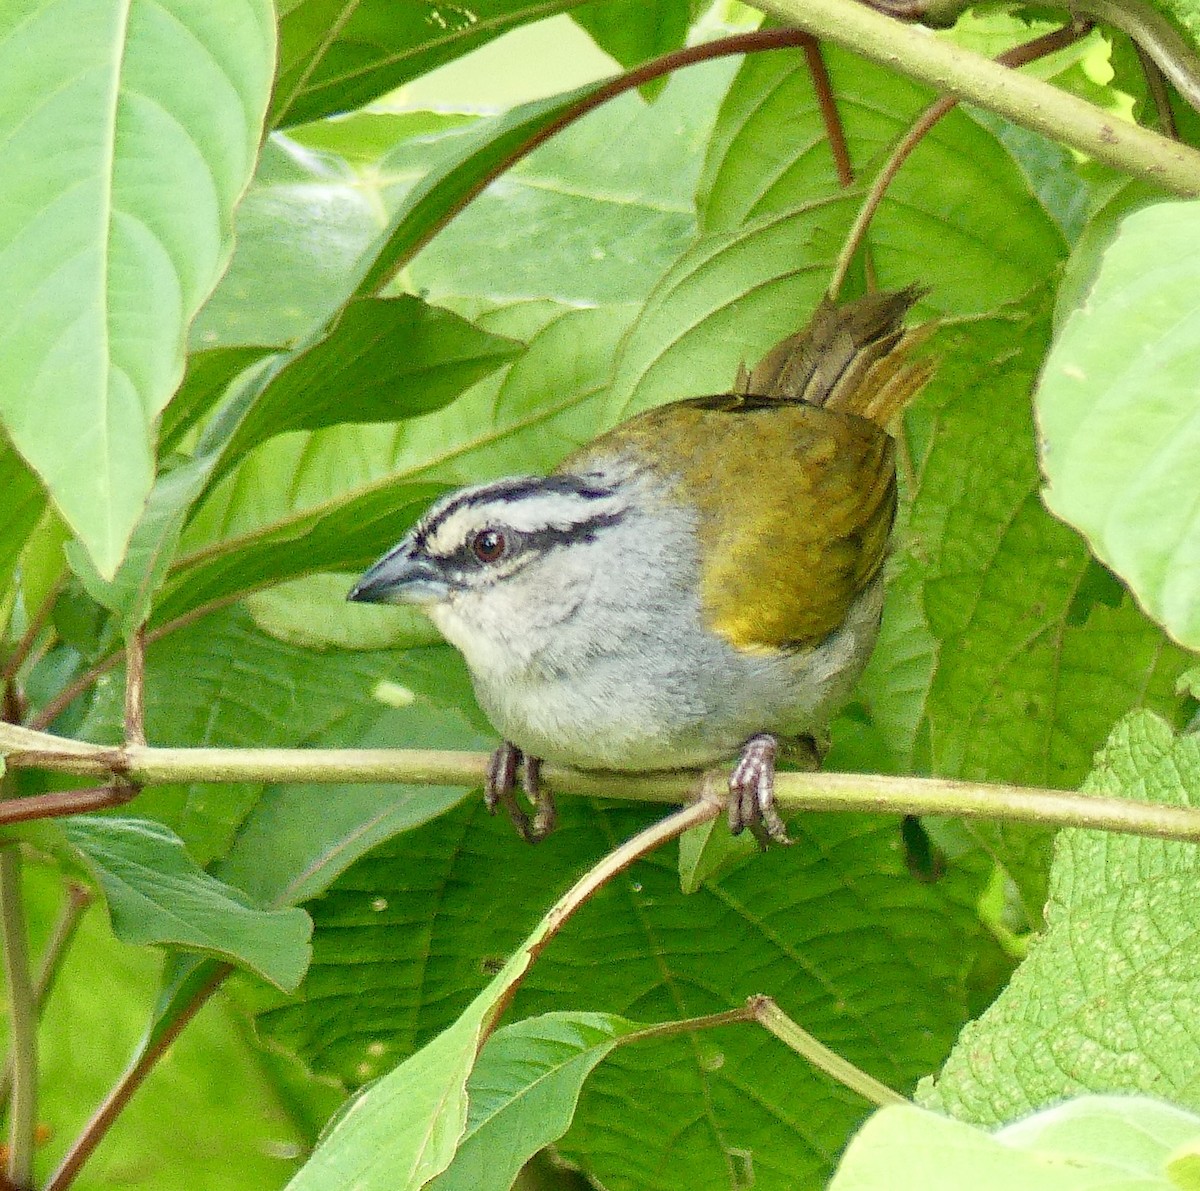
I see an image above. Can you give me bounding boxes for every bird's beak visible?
[348,543,449,605]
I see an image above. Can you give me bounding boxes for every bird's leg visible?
[484,743,557,843]
[729,733,792,847]
[522,756,558,842]
[485,742,533,842]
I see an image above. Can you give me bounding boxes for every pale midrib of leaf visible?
[170,364,608,573]
[98,0,135,564]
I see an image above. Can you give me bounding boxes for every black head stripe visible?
[416,475,617,554]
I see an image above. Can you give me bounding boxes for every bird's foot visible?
[729,733,792,847]
[485,742,557,843]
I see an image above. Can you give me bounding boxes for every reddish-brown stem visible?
[1136,40,1180,138]
[0,785,138,827]
[804,41,856,187]
[829,19,1092,298]
[123,627,146,748]
[44,964,231,1191]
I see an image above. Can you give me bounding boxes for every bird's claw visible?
[485,742,556,843]
[728,733,792,847]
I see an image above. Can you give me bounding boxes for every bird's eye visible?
[471,528,507,564]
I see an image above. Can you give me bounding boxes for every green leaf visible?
[830,1096,1200,1190]
[0,438,46,601]
[1037,200,1200,649]
[271,0,583,129]
[160,346,278,453]
[190,136,393,351]
[425,1012,639,1191]
[0,862,315,1189]
[219,296,522,466]
[860,297,1194,917]
[406,60,731,310]
[154,481,445,627]
[923,712,1200,1123]
[283,883,599,1189]
[573,0,694,79]
[258,799,992,1191]
[353,84,609,299]
[66,451,227,631]
[697,45,1066,312]
[217,645,493,907]
[676,817,757,894]
[0,0,275,578]
[65,816,312,992]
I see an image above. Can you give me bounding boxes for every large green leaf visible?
[218,296,522,466]
[217,644,493,908]
[1037,200,1200,650]
[572,0,694,75]
[256,799,992,1191]
[697,45,1066,312]
[0,0,275,578]
[190,136,393,351]
[405,59,733,309]
[271,0,583,129]
[426,1012,638,1191]
[66,816,312,992]
[830,1096,1200,1190]
[860,298,1194,917]
[923,712,1200,1123]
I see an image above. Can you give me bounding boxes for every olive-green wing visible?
[654,401,896,652]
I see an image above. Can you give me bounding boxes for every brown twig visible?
[804,41,855,188]
[1135,39,1179,138]
[828,19,1093,299]
[0,786,139,827]
[357,27,826,296]
[123,626,146,748]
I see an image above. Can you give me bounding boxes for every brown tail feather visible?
[735,286,935,427]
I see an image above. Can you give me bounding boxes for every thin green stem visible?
[756,0,1200,194]
[748,994,907,1107]
[4,725,1200,843]
[0,884,91,1117]
[0,847,35,1189]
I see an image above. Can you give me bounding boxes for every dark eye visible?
[471,528,507,563]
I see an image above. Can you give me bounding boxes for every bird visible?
[349,288,934,845]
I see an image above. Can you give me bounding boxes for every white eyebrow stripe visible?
[421,484,628,557]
